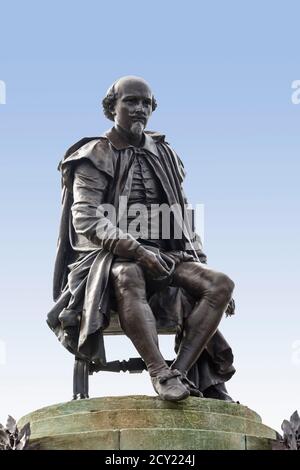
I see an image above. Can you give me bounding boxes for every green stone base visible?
[18,395,278,450]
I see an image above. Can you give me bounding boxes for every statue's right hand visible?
[134,246,170,278]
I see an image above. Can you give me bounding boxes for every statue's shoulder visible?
[145,130,166,143]
[63,136,101,159]
[146,130,179,156]
[146,131,186,181]
[61,136,116,178]
[145,130,177,155]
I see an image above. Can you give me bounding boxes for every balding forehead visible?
[115,77,152,97]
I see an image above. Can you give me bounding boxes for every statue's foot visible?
[203,383,234,402]
[72,393,89,400]
[180,375,203,398]
[151,369,190,401]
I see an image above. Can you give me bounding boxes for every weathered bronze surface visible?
[47,76,236,401]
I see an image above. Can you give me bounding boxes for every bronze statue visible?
[47,76,236,402]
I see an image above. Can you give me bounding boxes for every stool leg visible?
[73,357,89,399]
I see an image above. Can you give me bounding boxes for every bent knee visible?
[111,262,145,292]
[210,272,235,303]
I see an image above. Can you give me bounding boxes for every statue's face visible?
[112,78,153,137]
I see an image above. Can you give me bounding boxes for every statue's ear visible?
[109,105,115,116]
[109,102,116,118]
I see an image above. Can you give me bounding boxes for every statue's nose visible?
[135,101,143,111]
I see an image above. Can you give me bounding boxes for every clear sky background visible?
[0,0,299,434]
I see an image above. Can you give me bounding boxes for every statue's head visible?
[102,76,157,138]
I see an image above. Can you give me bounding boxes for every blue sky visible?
[0,0,299,433]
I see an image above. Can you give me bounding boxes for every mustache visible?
[130,114,147,123]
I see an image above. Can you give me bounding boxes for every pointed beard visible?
[130,121,145,137]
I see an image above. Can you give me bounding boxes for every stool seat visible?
[104,309,178,335]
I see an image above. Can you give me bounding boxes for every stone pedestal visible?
[18,395,278,450]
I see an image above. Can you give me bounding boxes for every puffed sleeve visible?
[71,159,142,258]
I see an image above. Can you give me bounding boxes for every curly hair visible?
[102,79,157,121]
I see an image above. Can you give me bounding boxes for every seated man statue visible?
[47,76,236,402]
